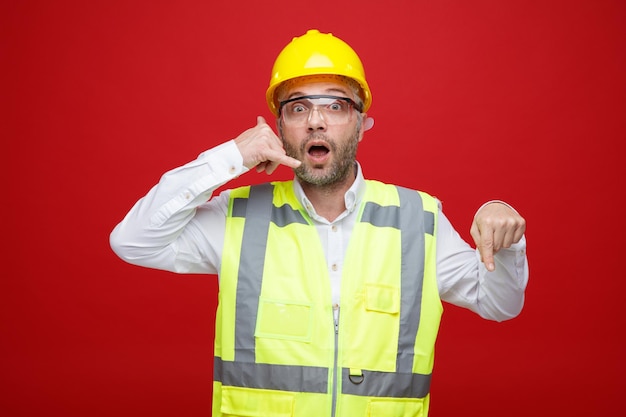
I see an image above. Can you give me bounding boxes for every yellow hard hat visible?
[266,29,372,116]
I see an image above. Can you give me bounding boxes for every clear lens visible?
[280,95,356,126]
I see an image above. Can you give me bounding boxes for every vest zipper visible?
[331,306,339,417]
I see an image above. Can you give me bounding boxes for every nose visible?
[306,106,327,131]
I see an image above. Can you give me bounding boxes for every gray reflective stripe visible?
[271,204,308,227]
[215,357,328,393]
[231,184,308,362]
[423,211,434,236]
[359,187,428,375]
[231,198,248,218]
[361,195,434,236]
[233,197,307,227]
[361,203,400,228]
[233,183,274,363]
[396,186,425,373]
[341,368,431,398]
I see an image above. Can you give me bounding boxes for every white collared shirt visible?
[111,140,528,321]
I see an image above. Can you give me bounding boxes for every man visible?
[110,29,528,417]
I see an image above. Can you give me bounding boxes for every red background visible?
[2,1,625,416]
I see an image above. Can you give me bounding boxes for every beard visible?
[282,126,360,187]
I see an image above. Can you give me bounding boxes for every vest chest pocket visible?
[365,284,400,314]
[255,298,313,342]
[345,284,401,371]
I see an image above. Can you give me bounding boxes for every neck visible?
[299,164,357,222]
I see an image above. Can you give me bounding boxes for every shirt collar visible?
[292,162,366,220]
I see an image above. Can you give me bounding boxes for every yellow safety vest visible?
[213,180,442,417]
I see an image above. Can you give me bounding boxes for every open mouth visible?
[308,145,330,157]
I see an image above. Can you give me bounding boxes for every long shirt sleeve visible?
[110,142,528,322]
[110,140,246,274]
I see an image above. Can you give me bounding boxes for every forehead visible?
[280,75,354,100]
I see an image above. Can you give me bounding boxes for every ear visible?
[363,115,374,132]
[275,116,284,138]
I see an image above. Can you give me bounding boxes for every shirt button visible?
[331,225,337,232]
[331,263,338,271]
[229,166,236,174]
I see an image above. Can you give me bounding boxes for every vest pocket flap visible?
[221,386,295,417]
[367,397,425,417]
[365,284,400,314]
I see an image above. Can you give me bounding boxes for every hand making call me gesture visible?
[235,116,526,273]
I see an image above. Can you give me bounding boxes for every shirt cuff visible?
[198,139,249,177]
[474,200,519,218]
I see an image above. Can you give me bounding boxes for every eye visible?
[289,102,308,114]
[326,101,346,112]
